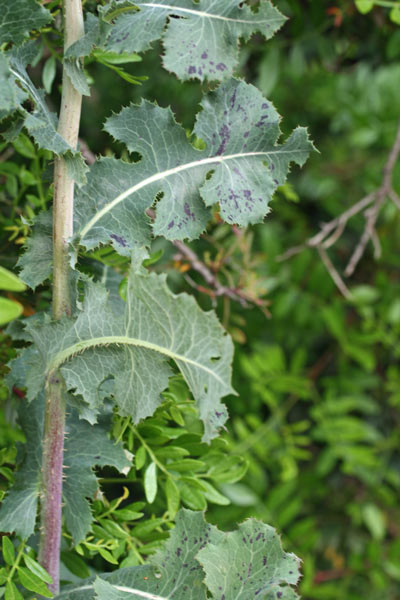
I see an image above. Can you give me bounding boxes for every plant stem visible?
[38,0,84,593]
[53,0,84,319]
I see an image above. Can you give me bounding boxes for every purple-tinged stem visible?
[39,377,66,594]
[38,0,84,593]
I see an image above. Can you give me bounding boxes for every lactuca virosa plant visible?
[0,0,313,597]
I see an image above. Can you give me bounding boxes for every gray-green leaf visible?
[0,396,43,539]
[17,210,53,289]
[55,510,301,600]
[3,43,87,184]
[19,268,233,441]
[74,79,313,252]
[0,53,27,115]
[0,0,52,46]
[63,410,130,543]
[0,397,128,542]
[100,0,286,82]
[197,519,301,599]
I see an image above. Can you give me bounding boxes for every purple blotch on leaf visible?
[216,124,230,156]
[168,220,175,230]
[110,234,127,247]
[216,62,227,71]
[255,114,269,128]
[184,203,196,220]
[201,51,208,59]
[230,88,238,108]
[188,65,196,74]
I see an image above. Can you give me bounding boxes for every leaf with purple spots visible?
[76,509,223,600]
[197,519,301,599]
[73,79,313,251]
[83,510,300,600]
[195,80,315,227]
[97,0,287,82]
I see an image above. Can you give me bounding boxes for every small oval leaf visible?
[165,477,180,519]
[144,462,157,504]
[23,554,52,584]
[0,266,26,292]
[2,536,15,566]
[17,566,52,597]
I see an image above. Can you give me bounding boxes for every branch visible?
[278,118,400,288]
[277,192,376,261]
[173,239,270,315]
[345,119,400,276]
[173,240,249,306]
[317,246,353,300]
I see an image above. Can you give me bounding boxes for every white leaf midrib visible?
[49,335,226,386]
[54,583,168,599]
[140,2,283,26]
[78,148,301,239]
[113,584,168,599]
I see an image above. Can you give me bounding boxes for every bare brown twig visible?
[278,119,400,294]
[345,120,400,276]
[317,245,353,300]
[173,239,257,308]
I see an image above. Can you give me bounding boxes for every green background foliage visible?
[1,0,400,599]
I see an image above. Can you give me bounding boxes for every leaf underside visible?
[53,510,300,599]
[8,267,234,442]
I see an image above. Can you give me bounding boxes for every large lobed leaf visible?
[0,397,129,542]
[9,265,234,441]
[54,510,300,599]
[72,79,313,257]
[197,519,301,599]
[19,79,312,289]
[101,0,286,82]
[66,1,285,84]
